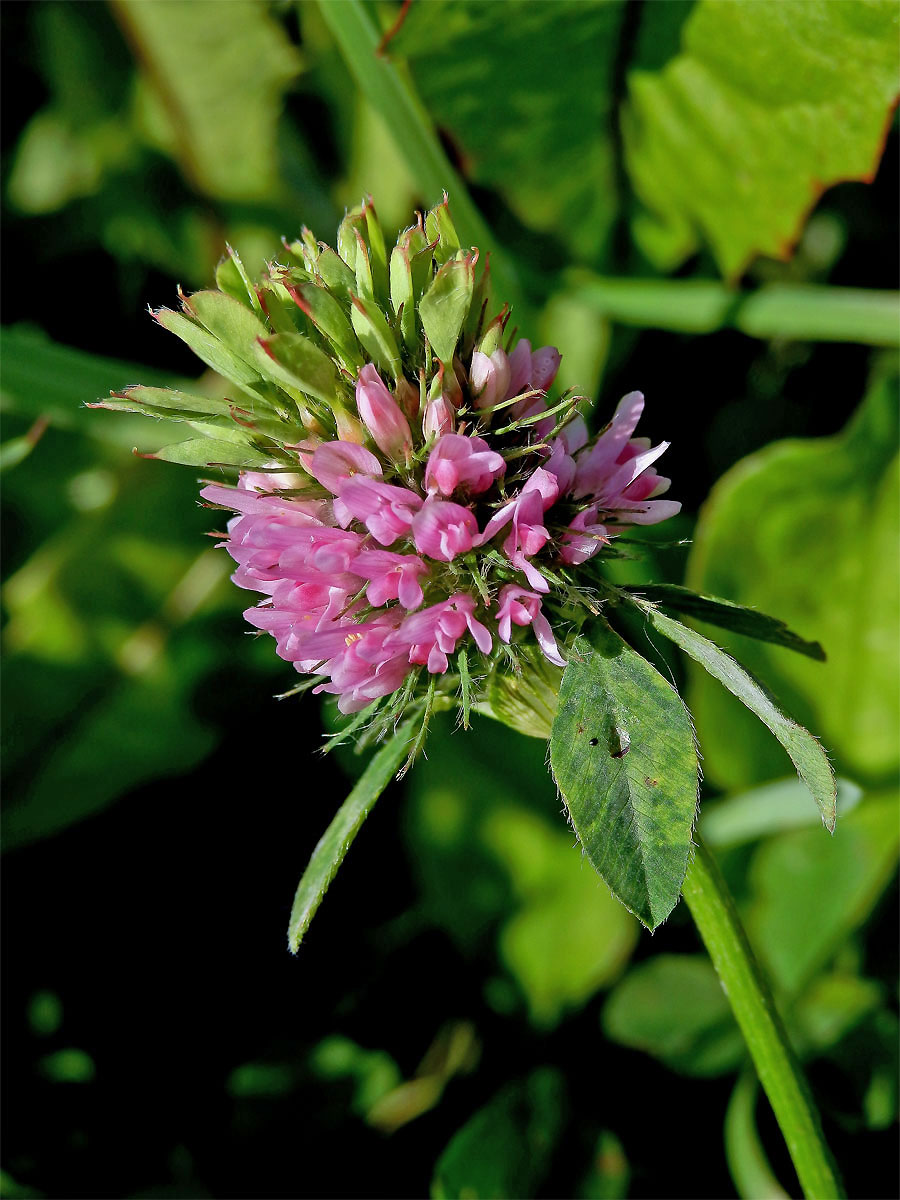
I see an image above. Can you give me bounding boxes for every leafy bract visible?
[687,367,900,790]
[549,624,699,930]
[623,0,900,276]
[627,596,837,831]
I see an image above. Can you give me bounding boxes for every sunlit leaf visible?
[746,791,900,994]
[623,0,900,276]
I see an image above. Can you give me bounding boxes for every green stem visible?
[572,274,899,347]
[287,719,415,952]
[314,0,524,315]
[683,838,845,1199]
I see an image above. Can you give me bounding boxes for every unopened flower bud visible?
[356,363,412,461]
[470,348,511,410]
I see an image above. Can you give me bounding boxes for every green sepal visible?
[258,279,306,336]
[215,246,266,321]
[350,294,403,382]
[425,194,461,264]
[549,623,699,930]
[146,436,272,468]
[479,645,562,740]
[389,224,432,353]
[153,309,263,390]
[313,246,356,301]
[285,279,363,372]
[182,289,270,365]
[253,332,343,409]
[353,229,374,300]
[419,250,475,364]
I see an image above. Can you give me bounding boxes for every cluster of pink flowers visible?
[202,341,679,713]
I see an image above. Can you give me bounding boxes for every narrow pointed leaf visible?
[623,583,825,660]
[288,720,415,952]
[549,624,699,929]
[184,289,270,360]
[628,597,836,831]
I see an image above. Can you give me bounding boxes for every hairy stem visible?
[683,838,845,1199]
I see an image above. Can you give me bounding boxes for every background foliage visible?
[2,2,897,1197]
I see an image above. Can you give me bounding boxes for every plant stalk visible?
[683,837,845,1199]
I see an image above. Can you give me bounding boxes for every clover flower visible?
[95,198,679,742]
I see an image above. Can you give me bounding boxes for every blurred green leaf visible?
[792,973,883,1055]
[112,0,301,202]
[746,791,900,994]
[701,777,863,847]
[626,596,836,830]
[687,366,900,789]
[407,716,635,1025]
[396,0,626,266]
[724,1071,790,1200]
[309,1035,402,1116]
[480,807,637,1027]
[37,1048,96,1085]
[603,954,745,1077]
[431,1068,565,1200]
[0,326,175,446]
[623,0,900,276]
[550,626,699,930]
[576,1130,631,1200]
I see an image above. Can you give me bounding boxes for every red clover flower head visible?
[96,198,680,742]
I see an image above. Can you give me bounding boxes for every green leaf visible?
[395,0,626,267]
[480,806,637,1027]
[418,252,475,365]
[0,326,171,439]
[603,955,744,1077]
[701,777,863,847]
[624,584,825,660]
[287,720,415,952]
[686,367,900,789]
[431,1068,565,1200]
[628,596,837,831]
[112,0,301,202]
[622,0,900,276]
[549,624,699,930]
[746,791,900,994]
